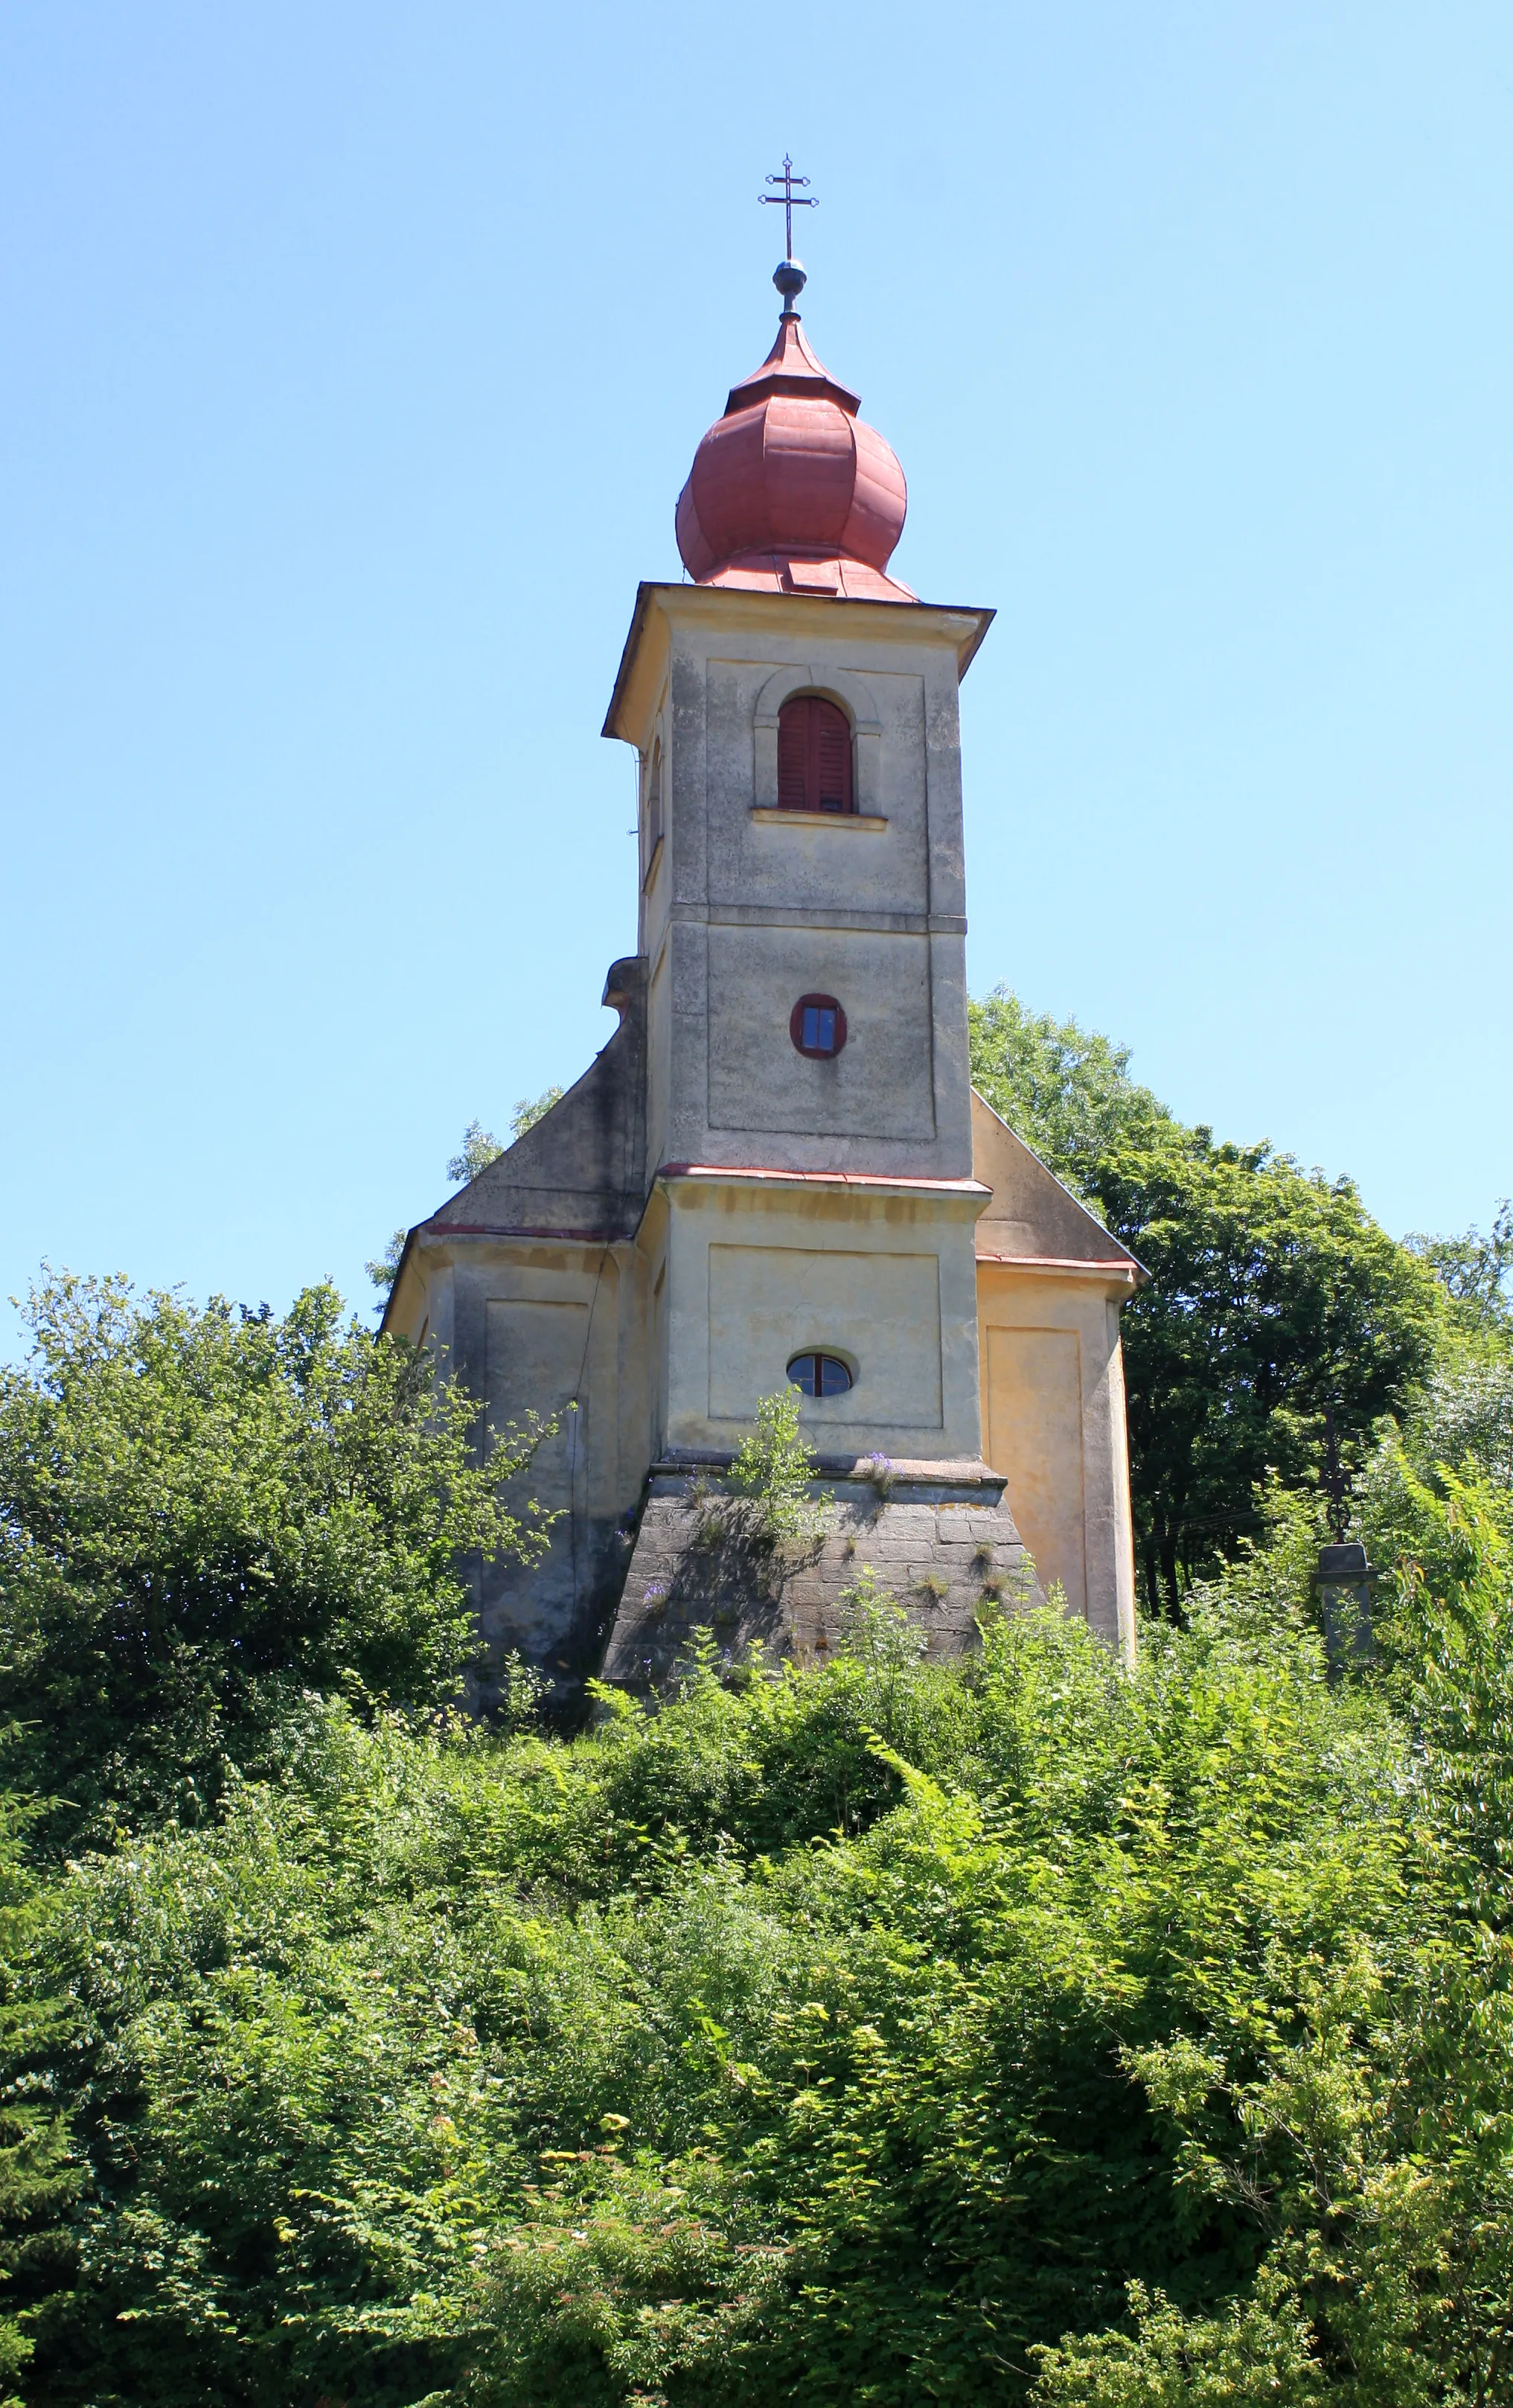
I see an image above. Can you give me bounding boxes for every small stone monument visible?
[1315,1541,1378,1671]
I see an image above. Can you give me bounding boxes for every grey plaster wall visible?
[383,957,657,1716]
[704,661,930,917]
[970,1090,1140,1265]
[706,924,935,1141]
[431,1240,641,1715]
[477,1511,630,1705]
[637,590,981,1184]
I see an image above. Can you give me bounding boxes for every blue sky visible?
[2,2,1509,1348]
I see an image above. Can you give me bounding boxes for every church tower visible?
[383,234,1142,1700]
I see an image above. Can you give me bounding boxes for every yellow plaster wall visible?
[976,1263,1136,1659]
[662,1173,986,1460]
[982,1323,1087,1611]
[968,1090,1139,1658]
[708,1242,943,1427]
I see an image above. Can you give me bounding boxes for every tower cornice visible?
[602,580,994,747]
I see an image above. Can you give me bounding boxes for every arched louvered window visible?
[643,737,664,882]
[776,694,854,814]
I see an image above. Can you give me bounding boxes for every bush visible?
[0,1273,553,1847]
[723,1387,819,1545]
[4,1503,1506,2405]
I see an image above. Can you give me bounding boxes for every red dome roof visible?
[675,300,912,602]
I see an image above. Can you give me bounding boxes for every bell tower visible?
[604,253,995,1475]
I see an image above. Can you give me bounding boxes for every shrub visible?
[0,1273,554,1847]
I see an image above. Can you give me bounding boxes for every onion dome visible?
[675,262,912,601]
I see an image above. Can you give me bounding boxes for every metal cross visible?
[759,154,816,259]
[1322,1402,1348,1542]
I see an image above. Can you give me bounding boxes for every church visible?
[382,234,1143,1702]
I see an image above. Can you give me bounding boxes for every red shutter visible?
[777,704,809,808]
[814,705,851,811]
[775,696,854,814]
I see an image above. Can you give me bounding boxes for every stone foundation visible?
[600,1452,1037,1690]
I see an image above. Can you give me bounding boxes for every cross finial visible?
[1322,1403,1349,1543]
[758,153,817,261]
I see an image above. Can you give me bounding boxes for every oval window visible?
[787,1352,853,1398]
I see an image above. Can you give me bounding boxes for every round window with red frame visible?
[790,993,846,1058]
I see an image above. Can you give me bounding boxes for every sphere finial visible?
[773,257,807,316]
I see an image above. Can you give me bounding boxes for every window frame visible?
[790,992,847,1058]
[786,1351,854,1399]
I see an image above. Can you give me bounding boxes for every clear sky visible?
[2,1,1509,1350]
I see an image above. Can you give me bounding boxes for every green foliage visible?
[1404,1198,1513,1337]
[1034,1479,1513,2408]
[4,1493,1507,2406]
[967,988,1177,1195]
[450,1120,508,1183]
[0,1794,80,2404]
[368,1224,409,1294]
[6,974,1512,2399]
[1102,1135,1437,1609]
[511,1088,565,1141]
[1031,2273,1324,2405]
[1386,1201,1513,1500]
[835,1563,927,1670]
[0,1273,553,1846]
[723,1388,819,1545]
[1396,1355,1513,1490]
[969,988,1439,1609]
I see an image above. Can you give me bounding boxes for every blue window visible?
[787,1352,853,1398]
[790,992,847,1058]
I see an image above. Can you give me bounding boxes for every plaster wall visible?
[645,941,672,1178]
[380,573,1149,1703]
[706,924,935,1140]
[661,1172,986,1462]
[708,1244,942,1425]
[639,689,673,986]
[976,1262,1137,1660]
[387,1233,655,1699]
[610,585,985,1183]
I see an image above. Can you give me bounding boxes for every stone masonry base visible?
[600,1454,1037,1690]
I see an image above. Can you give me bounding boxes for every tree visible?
[969,987,1438,1610]
[967,987,1177,1196]
[1404,1198,1513,1335]
[511,1087,563,1140]
[365,1224,408,1294]
[0,1273,553,1845]
[18,1502,1513,2407]
[0,1796,79,2407]
[1101,1131,1436,1609]
[449,1120,507,1183]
